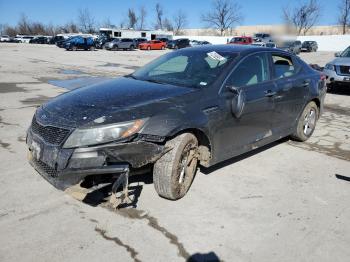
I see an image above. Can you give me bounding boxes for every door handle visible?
[264,90,277,97]
[301,81,310,87]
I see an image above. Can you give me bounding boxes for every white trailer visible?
[99,28,173,40]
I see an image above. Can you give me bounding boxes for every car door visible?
[214,52,277,160]
[270,52,309,135]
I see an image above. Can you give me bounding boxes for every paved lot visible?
[0,43,349,262]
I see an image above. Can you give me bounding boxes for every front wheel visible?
[89,46,95,51]
[153,133,198,200]
[72,46,77,51]
[129,45,134,50]
[291,101,318,142]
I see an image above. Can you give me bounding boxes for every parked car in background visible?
[26,45,326,201]
[167,38,190,49]
[49,35,65,45]
[253,33,273,43]
[228,36,253,45]
[278,41,302,55]
[252,42,277,48]
[156,38,170,45]
[105,38,136,51]
[16,36,34,43]
[324,46,350,88]
[29,36,48,44]
[64,36,95,51]
[301,41,318,52]
[139,40,166,50]
[0,35,10,42]
[199,41,211,45]
[134,38,148,48]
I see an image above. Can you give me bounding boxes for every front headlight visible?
[324,63,335,71]
[63,119,147,148]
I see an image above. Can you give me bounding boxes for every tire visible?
[153,133,198,200]
[291,101,318,142]
[90,46,95,51]
[130,45,134,50]
[175,45,179,49]
[147,46,151,50]
[72,46,77,51]
[161,46,165,50]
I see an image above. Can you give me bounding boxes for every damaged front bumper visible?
[27,129,166,190]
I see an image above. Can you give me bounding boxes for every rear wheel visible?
[291,101,318,142]
[153,133,198,200]
[161,46,165,50]
[89,46,95,51]
[72,46,77,51]
[130,45,134,50]
[147,46,151,50]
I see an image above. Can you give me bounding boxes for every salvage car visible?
[167,38,190,49]
[228,36,253,45]
[324,46,350,88]
[139,40,166,50]
[29,36,48,44]
[27,45,326,202]
[105,38,136,51]
[278,40,302,55]
[301,41,318,52]
[64,36,95,51]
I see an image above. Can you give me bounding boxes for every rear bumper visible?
[27,129,166,190]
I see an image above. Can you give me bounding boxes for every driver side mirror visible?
[227,85,245,118]
[335,52,340,57]
[227,85,240,95]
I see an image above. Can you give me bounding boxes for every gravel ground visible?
[0,43,349,262]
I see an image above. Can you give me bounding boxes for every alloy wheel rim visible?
[303,108,316,136]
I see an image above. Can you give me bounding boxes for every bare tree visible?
[163,18,174,31]
[283,0,321,35]
[155,3,164,29]
[17,13,32,35]
[201,0,242,36]
[127,8,138,29]
[78,8,96,33]
[138,6,147,30]
[338,0,350,34]
[173,10,187,35]
[4,25,18,36]
[59,21,79,34]
[101,18,113,28]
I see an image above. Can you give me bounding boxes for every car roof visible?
[186,44,278,55]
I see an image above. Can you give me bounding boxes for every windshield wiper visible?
[125,74,138,80]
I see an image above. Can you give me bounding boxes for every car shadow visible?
[82,137,289,208]
[82,171,153,208]
[327,84,350,96]
[187,251,221,262]
[200,137,289,175]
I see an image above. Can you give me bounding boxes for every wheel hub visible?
[303,108,316,136]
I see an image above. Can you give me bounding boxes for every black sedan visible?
[27,45,326,202]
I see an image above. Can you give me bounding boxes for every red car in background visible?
[227,36,253,45]
[139,40,167,50]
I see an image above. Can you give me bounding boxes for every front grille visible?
[32,158,59,178]
[31,117,70,145]
[338,65,350,75]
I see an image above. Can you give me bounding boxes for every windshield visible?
[131,50,237,88]
[340,47,350,57]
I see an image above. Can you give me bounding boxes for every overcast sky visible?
[0,0,340,28]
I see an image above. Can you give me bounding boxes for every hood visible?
[41,77,196,128]
[330,57,350,66]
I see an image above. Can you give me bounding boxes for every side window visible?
[272,54,297,79]
[226,53,270,87]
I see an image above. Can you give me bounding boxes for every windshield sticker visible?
[207,51,226,61]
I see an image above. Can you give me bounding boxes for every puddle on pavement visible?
[59,69,85,75]
[99,63,140,70]
[20,95,51,106]
[48,77,112,91]
[0,82,36,93]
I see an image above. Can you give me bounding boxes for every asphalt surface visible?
[0,43,349,262]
